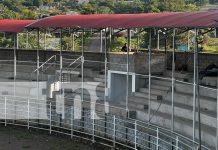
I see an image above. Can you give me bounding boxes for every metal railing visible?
[0,94,210,150]
[33,55,57,73]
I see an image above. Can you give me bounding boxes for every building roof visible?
[27,11,218,29]
[1,11,218,33]
[0,20,35,33]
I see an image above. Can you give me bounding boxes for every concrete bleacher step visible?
[128,96,148,105]
[120,100,145,110]
[164,71,193,79]
[136,110,216,149]
[174,81,217,99]
[133,92,162,100]
[150,84,171,91]
[151,79,172,87]
[94,77,105,83]
[164,91,217,112]
[140,88,169,96]
[149,99,217,128]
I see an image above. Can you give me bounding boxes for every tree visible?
[33,0,43,7]
[80,3,97,14]
[17,9,37,19]
[0,4,16,19]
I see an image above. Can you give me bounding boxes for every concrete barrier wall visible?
[0,49,218,73]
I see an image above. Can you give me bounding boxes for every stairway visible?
[123,71,217,148]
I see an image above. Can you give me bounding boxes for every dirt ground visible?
[0,125,109,150]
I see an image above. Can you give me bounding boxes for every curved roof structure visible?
[27,11,218,28]
[0,20,35,33]
[1,11,218,33]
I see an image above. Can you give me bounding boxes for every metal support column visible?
[44,31,46,50]
[126,29,130,116]
[16,33,19,49]
[148,29,152,122]
[26,32,29,49]
[157,29,160,50]
[72,31,75,51]
[136,28,139,52]
[81,29,84,102]
[100,29,103,53]
[13,33,17,96]
[171,28,176,131]
[104,28,107,104]
[60,28,64,119]
[27,99,30,129]
[193,28,197,142]
[196,29,201,150]
[217,74,218,150]
[37,29,40,122]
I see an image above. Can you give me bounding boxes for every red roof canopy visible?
[0,20,35,33]
[27,11,218,28]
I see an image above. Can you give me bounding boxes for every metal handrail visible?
[65,56,82,69]
[0,94,211,150]
[33,55,56,73]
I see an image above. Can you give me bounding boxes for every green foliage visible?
[202,38,218,53]
[0,33,14,48]
[110,36,138,52]
[0,4,16,19]
[33,0,43,7]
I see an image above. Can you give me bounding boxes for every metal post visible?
[14,33,17,96]
[156,128,159,150]
[100,29,103,53]
[157,29,160,50]
[113,115,116,147]
[16,33,19,49]
[217,75,218,150]
[81,29,84,102]
[49,102,52,134]
[104,28,107,104]
[72,32,75,51]
[148,29,152,122]
[28,98,30,129]
[171,28,176,131]
[60,28,64,119]
[196,29,201,150]
[193,28,197,142]
[126,29,130,116]
[176,136,179,150]
[92,111,95,143]
[5,97,7,126]
[44,31,46,50]
[37,29,40,122]
[188,31,190,51]
[71,106,74,138]
[26,32,29,49]
[164,38,167,70]
[134,120,137,150]
[136,28,139,52]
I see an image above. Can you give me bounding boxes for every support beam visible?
[44,31,46,50]
[104,28,107,104]
[13,33,17,96]
[81,29,84,102]
[26,32,29,49]
[148,29,152,122]
[37,29,40,100]
[171,28,176,131]
[193,28,197,142]
[126,29,131,116]
[157,30,160,50]
[196,28,202,150]
[217,75,218,150]
[16,33,19,49]
[100,29,103,53]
